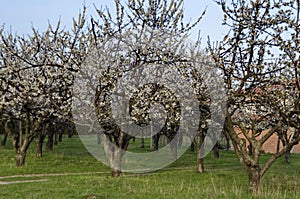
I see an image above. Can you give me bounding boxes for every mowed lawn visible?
[0,135,299,199]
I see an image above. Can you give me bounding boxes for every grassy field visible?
[0,135,299,199]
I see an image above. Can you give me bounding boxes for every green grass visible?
[0,135,299,199]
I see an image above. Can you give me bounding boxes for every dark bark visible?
[58,132,63,142]
[223,130,231,150]
[213,142,220,158]
[276,136,280,154]
[68,132,73,138]
[67,123,75,138]
[285,150,291,164]
[190,141,195,152]
[278,134,292,164]
[54,133,58,145]
[35,134,45,157]
[141,137,145,148]
[5,120,21,152]
[16,112,31,167]
[248,144,253,156]
[1,132,8,146]
[152,134,160,151]
[280,136,291,164]
[111,169,122,177]
[16,135,33,167]
[46,133,54,150]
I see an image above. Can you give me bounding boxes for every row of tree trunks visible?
[2,116,72,166]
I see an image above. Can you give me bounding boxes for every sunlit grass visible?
[0,135,299,198]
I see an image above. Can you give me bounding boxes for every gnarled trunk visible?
[110,149,122,177]
[16,137,32,167]
[16,150,27,167]
[248,166,261,195]
[102,134,124,177]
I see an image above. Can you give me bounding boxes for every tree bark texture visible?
[248,166,261,195]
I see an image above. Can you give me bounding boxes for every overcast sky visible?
[0,0,228,46]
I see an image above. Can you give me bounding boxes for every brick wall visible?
[232,128,300,154]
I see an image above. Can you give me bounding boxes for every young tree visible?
[211,0,300,194]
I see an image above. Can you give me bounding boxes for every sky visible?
[0,0,228,46]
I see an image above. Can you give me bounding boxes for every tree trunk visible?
[190,141,195,152]
[276,136,280,154]
[152,134,160,151]
[111,169,122,177]
[170,141,177,160]
[111,149,122,177]
[285,150,291,164]
[102,135,123,177]
[1,133,8,146]
[167,135,178,160]
[248,166,261,195]
[248,144,253,156]
[196,130,205,173]
[196,157,204,173]
[35,135,45,157]
[141,137,145,148]
[54,133,58,145]
[46,132,54,150]
[160,135,166,146]
[67,123,75,138]
[213,142,220,158]
[97,132,101,144]
[223,131,231,150]
[16,122,31,167]
[16,150,27,167]
[58,132,63,142]
[178,131,183,147]
[67,132,73,138]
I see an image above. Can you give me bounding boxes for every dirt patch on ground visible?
[0,179,49,185]
[0,171,109,185]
